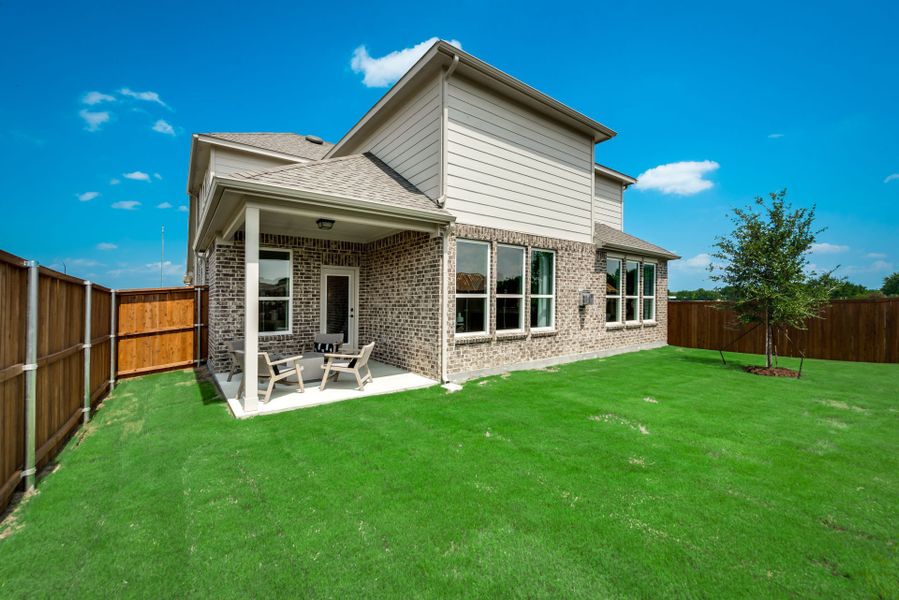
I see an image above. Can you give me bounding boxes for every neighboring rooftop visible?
[204,132,333,161]
[594,223,679,260]
[229,153,451,218]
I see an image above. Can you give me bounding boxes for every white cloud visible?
[351,38,461,87]
[152,119,175,135]
[178,205,189,213]
[767,133,784,139]
[82,91,115,105]
[670,253,713,271]
[123,171,151,181]
[109,178,120,185]
[843,260,894,275]
[153,172,162,180]
[157,202,173,209]
[810,242,849,255]
[77,191,99,202]
[633,160,719,196]
[50,257,102,270]
[119,88,169,108]
[111,200,141,210]
[885,173,899,184]
[107,260,183,278]
[79,109,110,132]
[96,242,118,251]
[865,252,887,259]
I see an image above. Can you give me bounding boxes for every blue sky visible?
[1,0,896,290]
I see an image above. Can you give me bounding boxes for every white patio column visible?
[243,206,260,412]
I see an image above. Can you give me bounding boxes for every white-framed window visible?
[643,262,657,321]
[259,248,292,334]
[625,259,640,323]
[530,249,555,330]
[496,244,525,332]
[606,256,622,325]
[455,239,490,335]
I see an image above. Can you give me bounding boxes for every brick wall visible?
[446,224,668,378]
[205,231,441,379]
[360,231,441,379]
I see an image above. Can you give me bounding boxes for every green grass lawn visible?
[0,347,896,598]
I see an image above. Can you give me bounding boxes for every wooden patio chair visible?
[319,342,376,391]
[237,352,305,403]
[226,340,244,381]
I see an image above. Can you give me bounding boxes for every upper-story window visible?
[496,245,525,332]
[606,257,622,324]
[259,249,292,334]
[456,240,490,335]
[643,262,656,321]
[530,249,555,330]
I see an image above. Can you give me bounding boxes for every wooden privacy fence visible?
[668,298,899,363]
[0,248,207,513]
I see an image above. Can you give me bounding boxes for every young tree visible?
[882,273,899,296]
[710,190,834,368]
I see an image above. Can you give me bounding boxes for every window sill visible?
[625,321,642,329]
[605,323,624,330]
[643,320,658,327]
[530,328,557,338]
[454,333,492,345]
[259,331,293,338]
[496,331,527,341]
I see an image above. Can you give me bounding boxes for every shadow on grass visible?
[192,367,226,406]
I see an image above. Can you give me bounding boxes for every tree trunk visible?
[764,313,773,369]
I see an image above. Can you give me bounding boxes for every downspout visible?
[436,53,460,209]
[438,53,460,383]
[439,225,450,383]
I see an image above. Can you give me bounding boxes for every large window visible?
[606,257,622,324]
[456,240,490,335]
[259,249,291,333]
[496,245,525,331]
[643,263,656,321]
[530,249,555,330]
[625,260,640,322]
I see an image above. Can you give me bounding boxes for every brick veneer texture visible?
[446,224,668,377]
[205,224,667,381]
[205,231,441,379]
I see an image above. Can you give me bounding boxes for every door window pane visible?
[325,275,349,343]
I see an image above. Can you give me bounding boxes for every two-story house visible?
[185,40,678,414]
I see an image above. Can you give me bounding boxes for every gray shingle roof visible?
[594,224,679,260]
[229,153,451,218]
[204,132,333,160]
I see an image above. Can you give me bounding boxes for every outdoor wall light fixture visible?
[316,218,335,230]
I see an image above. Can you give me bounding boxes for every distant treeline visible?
[671,273,898,301]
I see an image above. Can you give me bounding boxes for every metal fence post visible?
[110,290,116,391]
[23,260,39,491]
[83,281,92,424]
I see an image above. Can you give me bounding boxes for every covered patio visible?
[214,360,436,418]
[194,153,453,416]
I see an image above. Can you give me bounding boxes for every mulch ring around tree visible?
[744,366,800,378]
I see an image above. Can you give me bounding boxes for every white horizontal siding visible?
[355,77,442,200]
[212,148,299,176]
[445,76,594,243]
[594,174,623,230]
